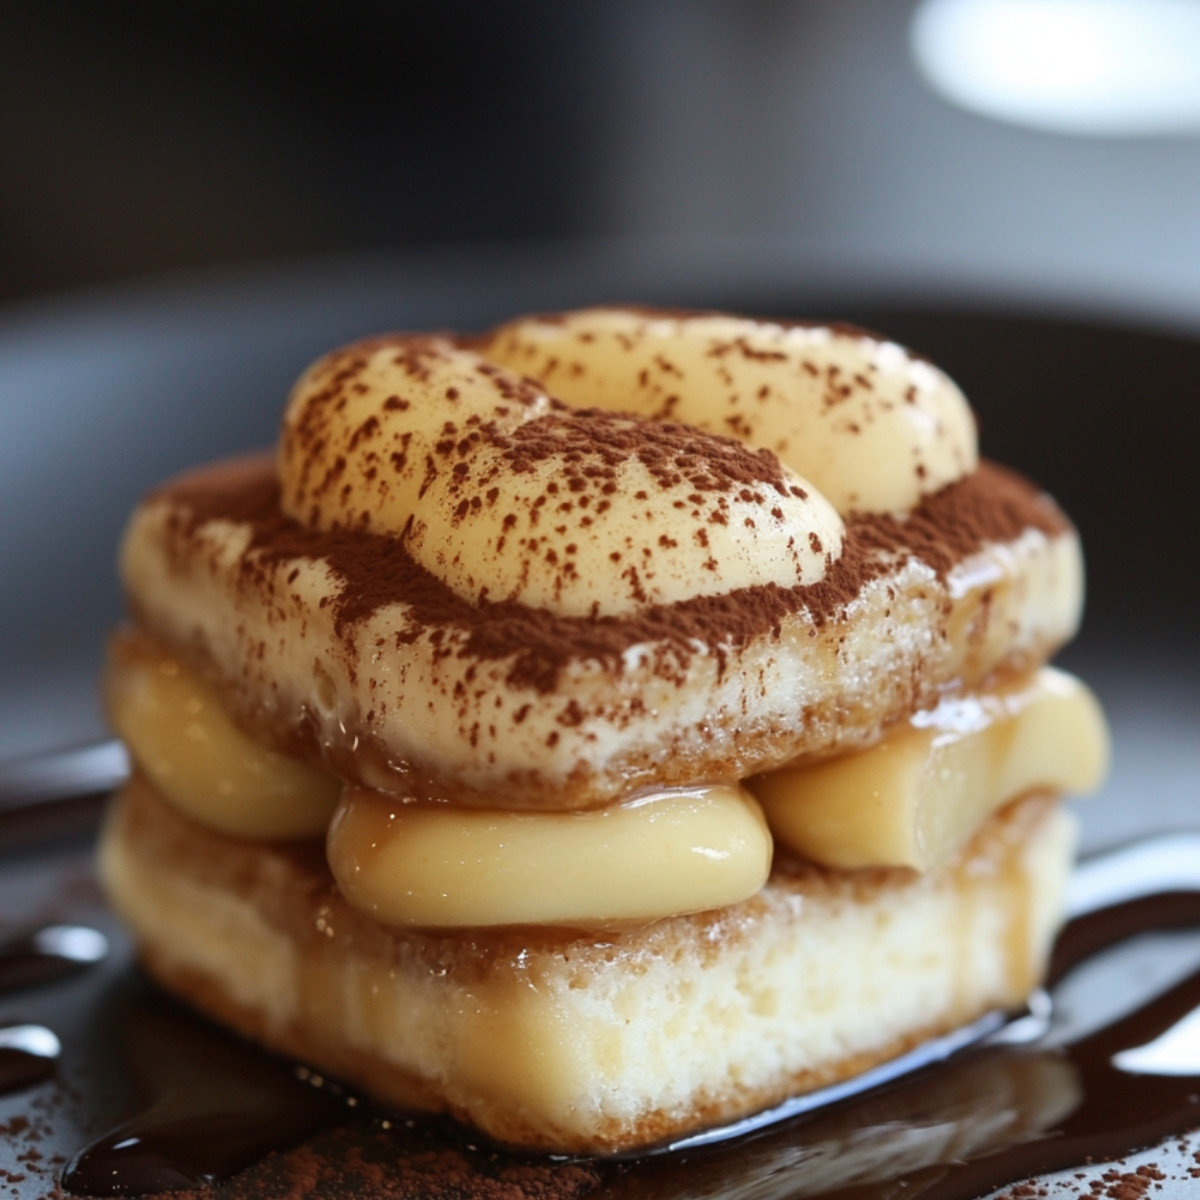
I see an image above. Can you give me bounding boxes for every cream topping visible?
[481,308,978,514]
[121,308,1079,810]
[279,336,843,617]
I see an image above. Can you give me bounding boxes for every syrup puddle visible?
[61,998,348,1195]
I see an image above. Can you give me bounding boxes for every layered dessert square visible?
[99,308,1107,1153]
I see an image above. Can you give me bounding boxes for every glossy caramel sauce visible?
[61,987,346,1195]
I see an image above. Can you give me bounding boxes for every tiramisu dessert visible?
[99,307,1108,1155]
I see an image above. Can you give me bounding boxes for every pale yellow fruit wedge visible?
[326,784,772,928]
[748,667,1107,872]
[106,634,340,839]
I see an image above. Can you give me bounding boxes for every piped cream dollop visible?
[279,333,844,617]
[278,337,557,534]
[106,633,340,839]
[749,667,1107,871]
[408,409,841,617]
[481,308,978,514]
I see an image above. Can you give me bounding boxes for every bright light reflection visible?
[1112,1003,1200,1075]
[912,0,1200,134]
[0,1024,60,1058]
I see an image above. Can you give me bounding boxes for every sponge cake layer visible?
[100,775,1075,1154]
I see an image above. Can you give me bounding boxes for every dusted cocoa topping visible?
[478,308,978,514]
[118,311,1084,809]
[498,409,794,495]
[853,460,1069,582]
[155,457,1065,695]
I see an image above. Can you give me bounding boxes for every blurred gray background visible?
[6,0,1200,312]
[1,0,1197,848]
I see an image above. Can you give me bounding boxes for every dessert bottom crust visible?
[99,776,1076,1154]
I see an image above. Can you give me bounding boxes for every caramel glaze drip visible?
[154,455,1067,696]
[56,855,1200,1200]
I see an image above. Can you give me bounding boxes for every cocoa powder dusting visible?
[852,460,1067,580]
[501,410,790,497]
[155,456,1068,695]
[135,1123,603,1200]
